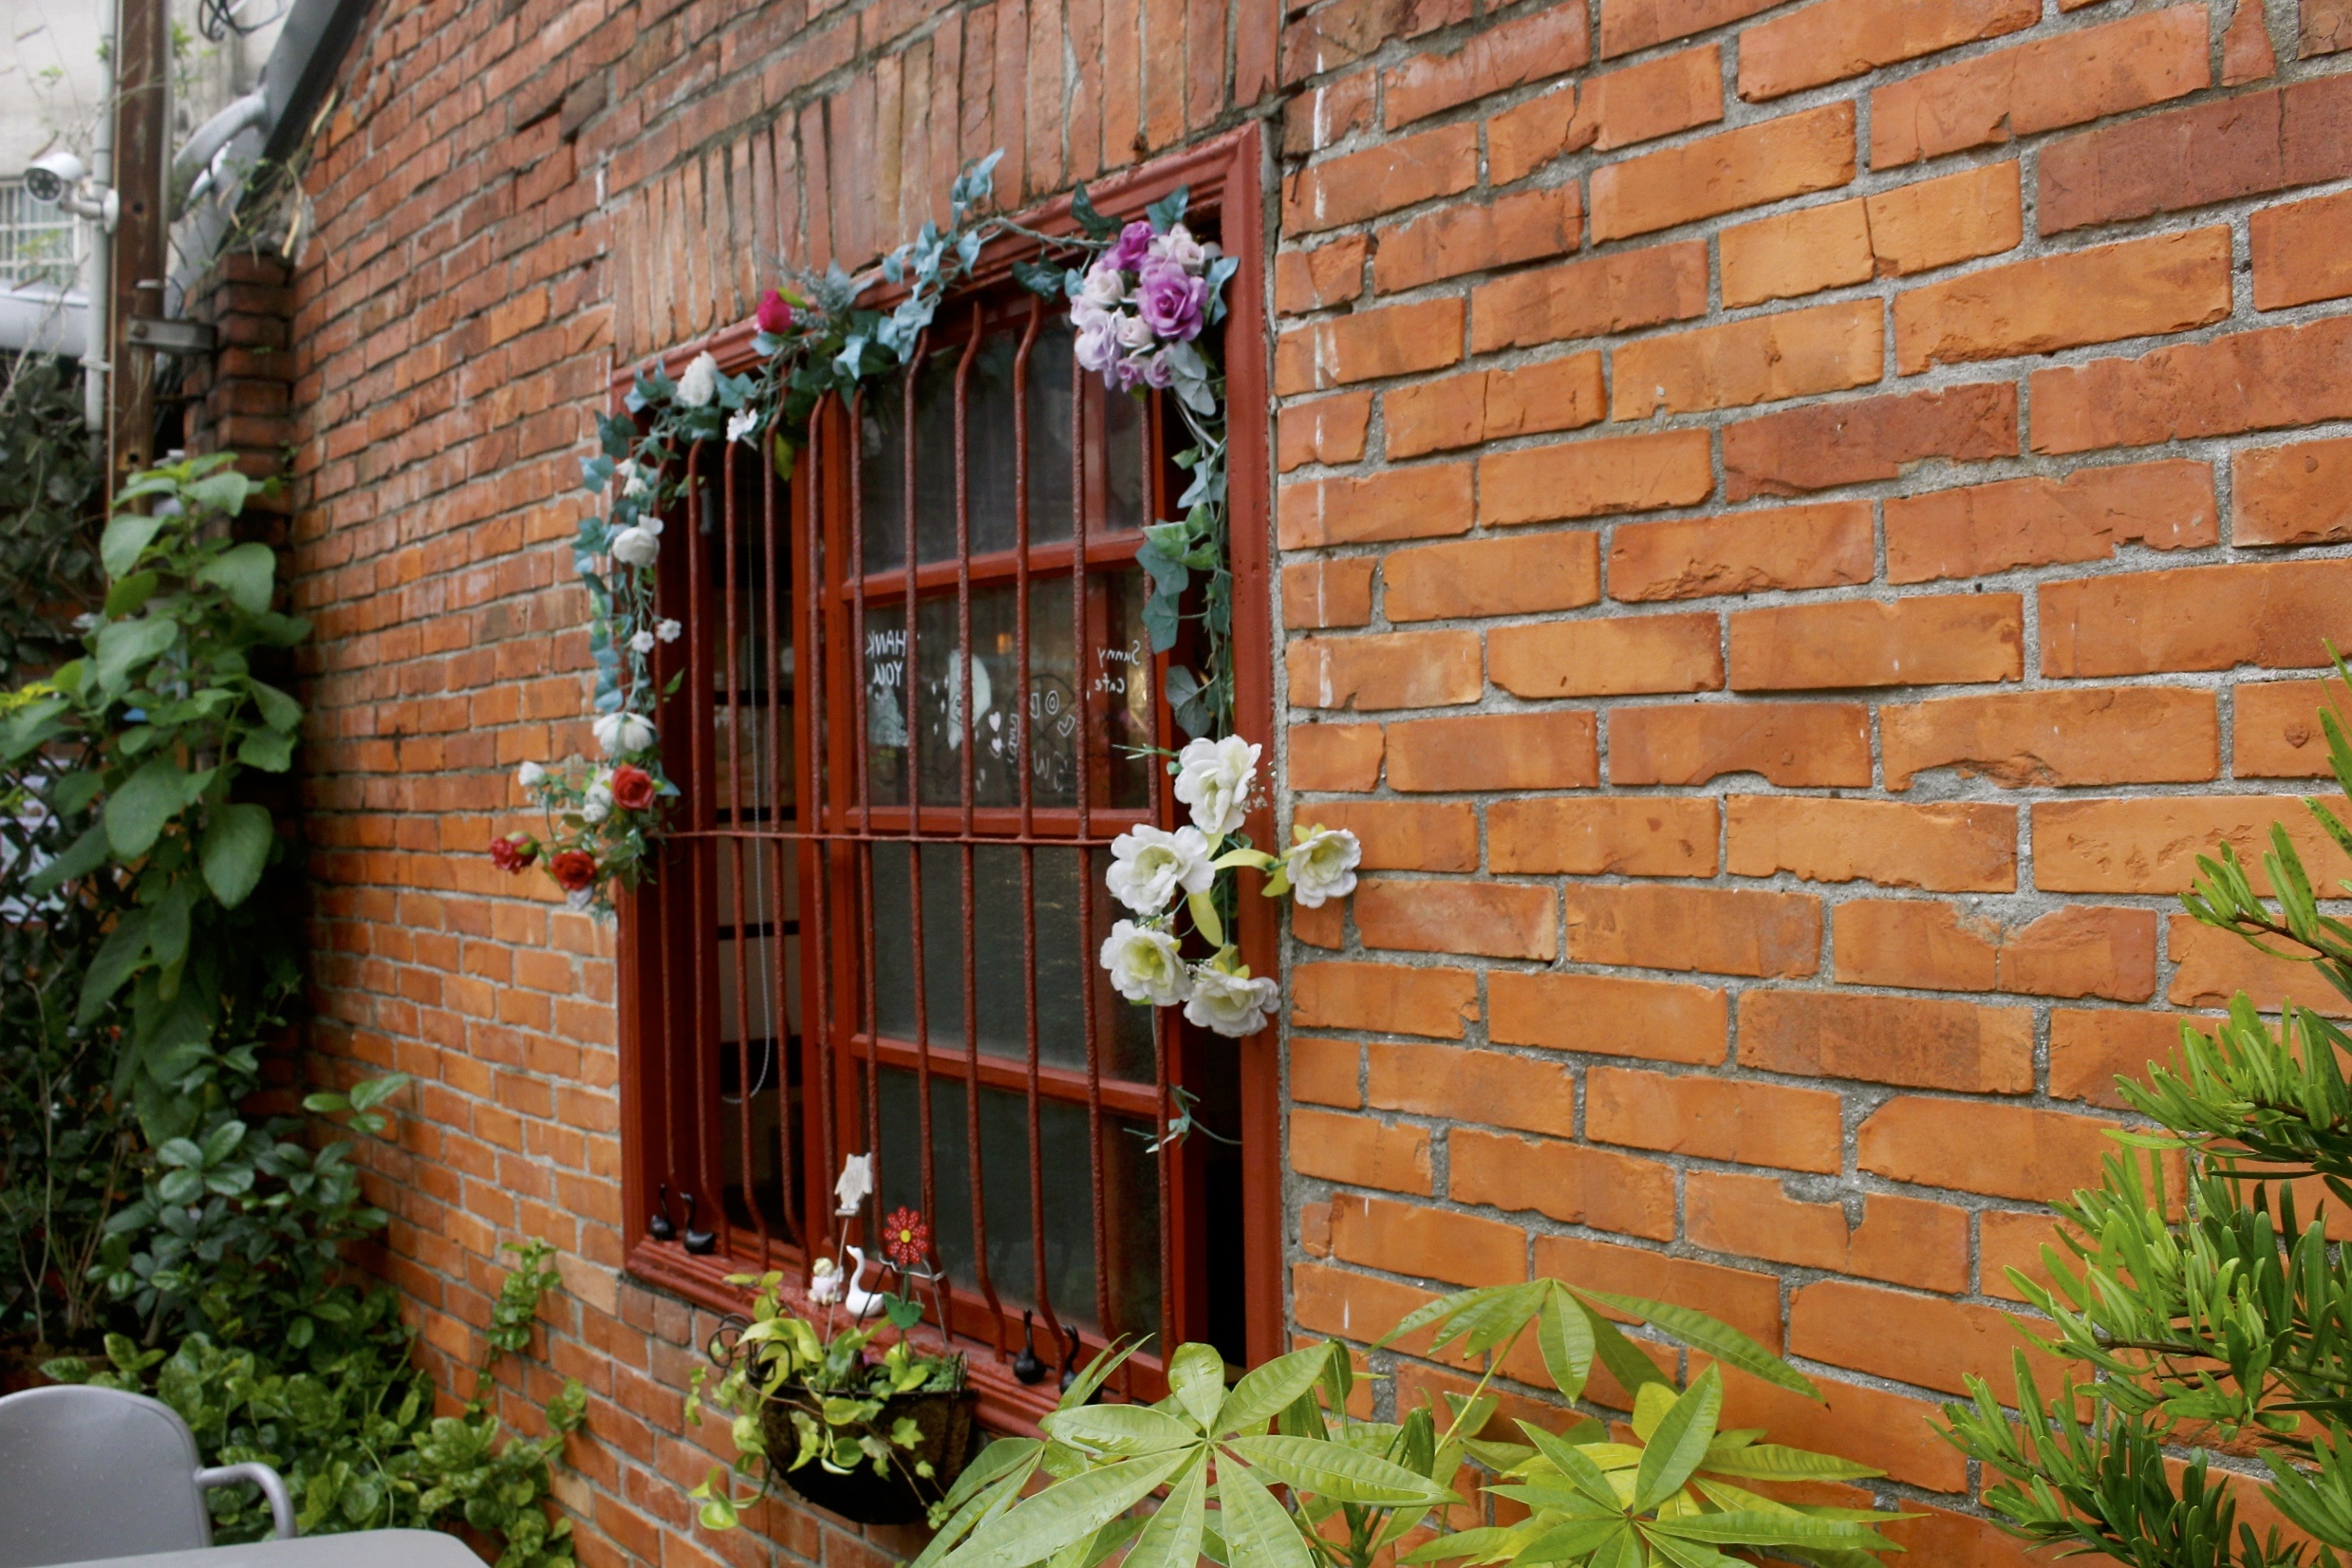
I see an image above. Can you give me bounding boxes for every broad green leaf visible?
[913,1447,1037,1568]
[1517,1421,1622,1513]
[104,757,197,857]
[1515,1516,1629,1565]
[1399,1526,1537,1565]
[185,468,252,516]
[1041,1403,1199,1456]
[1377,1285,1503,1350]
[195,541,277,614]
[1213,1454,1315,1568]
[1697,1443,1881,1483]
[1633,1367,1721,1512]
[237,727,295,772]
[1588,1524,1643,1568]
[1580,1308,1671,1401]
[1121,1452,1207,1568]
[1445,1280,1549,1356]
[76,908,150,1024]
[200,801,273,906]
[1639,1530,1733,1568]
[25,820,112,895]
[1538,1284,1595,1401]
[145,883,195,973]
[246,678,302,732]
[1168,1342,1227,1430]
[1059,1338,1145,1410]
[93,616,177,693]
[1574,1291,1818,1400]
[103,569,159,618]
[943,1449,1189,1568]
[1222,1435,1455,1507]
[101,510,169,576]
[1644,1513,1886,1549]
[1631,1383,1676,1444]
[1217,1342,1333,1437]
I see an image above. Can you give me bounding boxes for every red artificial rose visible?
[549,849,599,892]
[881,1206,931,1270]
[488,834,538,873]
[609,764,658,812]
[756,289,795,335]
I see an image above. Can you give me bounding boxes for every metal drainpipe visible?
[82,6,116,436]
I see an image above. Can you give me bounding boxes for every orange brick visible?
[1726,381,2019,499]
[1893,229,2231,374]
[1885,459,2218,583]
[1489,796,1720,877]
[1365,1041,1577,1139]
[1293,1260,1442,1353]
[1278,392,1373,474]
[1486,971,1728,1065]
[1586,1065,1842,1172]
[1372,185,1582,294]
[1310,801,1481,872]
[1729,594,2023,689]
[1833,900,2000,992]
[1868,7,2211,168]
[1288,630,1483,711]
[1384,711,1598,791]
[2252,187,2352,309]
[1329,1193,1526,1287]
[1290,721,1385,792]
[1737,989,2033,1093]
[1861,161,2025,277]
[1282,557,1377,629]
[2049,1007,2195,1110]
[1978,1209,2065,1304]
[1713,1365,1965,1493]
[1279,462,1473,547]
[2169,913,2352,1017]
[2042,560,2352,678]
[1482,431,1715,525]
[1292,1109,1434,1195]
[1488,608,1724,698]
[1282,121,1480,233]
[1857,1097,2120,1204]
[1534,1235,1784,1351]
[2235,437,2352,545]
[1564,43,1725,155]
[1600,0,1781,57]
[1881,686,2220,790]
[1451,1130,1677,1241]
[1293,961,1481,1038]
[1385,352,1605,459]
[1484,87,1582,187]
[1292,1037,1365,1109]
[1591,102,1855,241]
[1608,505,1862,607]
[2032,794,2351,895]
[2029,315,2352,457]
[2003,906,2159,1001]
[1788,1279,2056,1396]
[1384,532,1602,623]
[1355,879,1558,961]
[1278,296,1465,395]
[1607,700,1872,787]
[1727,794,2017,892]
[1687,1171,1969,1294]
[2232,677,2352,777]
[1561,885,1821,978]
[1469,241,1708,353]
[1295,899,1347,949]
[1718,200,1874,308]
[1612,300,1883,420]
[1382,7,1593,127]
[1738,0,2039,101]
[1275,234,1369,315]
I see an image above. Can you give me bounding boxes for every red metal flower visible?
[881,1206,930,1270]
[609,764,657,812]
[488,835,537,873]
[549,849,599,891]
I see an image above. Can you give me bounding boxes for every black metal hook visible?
[681,1190,716,1255]
[650,1182,677,1242]
[1057,1323,1084,1396]
[1014,1310,1047,1385]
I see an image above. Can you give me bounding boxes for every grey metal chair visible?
[0,1384,294,1567]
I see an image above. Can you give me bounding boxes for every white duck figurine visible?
[839,1244,886,1321]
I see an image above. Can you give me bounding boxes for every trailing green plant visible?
[908,1277,1906,1568]
[0,452,308,1137]
[0,352,106,675]
[1944,662,2352,1568]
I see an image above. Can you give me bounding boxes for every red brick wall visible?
[273,0,2352,1560]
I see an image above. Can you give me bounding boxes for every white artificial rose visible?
[1114,312,1156,351]
[1073,304,1119,374]
[630,628,656,654]
[608,525,660,567]
[1174,735,1260,839]
[1151,222,1207,271]
[516,760,547,790]
[581,782,613,824]
[1099,920,1190,1007]
[834,1152,875,1216]
[656,618,683,643]
[619,461,651,499]
[592,710,657,756]
[727,407,760,444]
[1285,826,1362,909]
[677,351,719,408]
[1184,965,1279,1038]
[1105,824,1214,916]
[1080,260,1126,307]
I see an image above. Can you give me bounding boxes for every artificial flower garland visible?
[491,151,1358,1039]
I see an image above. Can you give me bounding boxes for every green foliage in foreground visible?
[1945,663,2352,1568]
[915,1280,1907,1568]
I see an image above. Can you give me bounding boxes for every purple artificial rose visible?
[1128,349,1176,390]
[1135,259,1207,343]
[1109,220,1154,274]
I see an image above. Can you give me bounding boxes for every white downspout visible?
[82,6,116,436]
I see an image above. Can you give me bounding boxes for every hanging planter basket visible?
[759,1384,980,1526]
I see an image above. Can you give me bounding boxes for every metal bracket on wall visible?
[126,316,217,353]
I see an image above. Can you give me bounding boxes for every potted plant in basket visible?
[689,1158,980,1528]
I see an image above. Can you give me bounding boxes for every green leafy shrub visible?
[0,353,105,675]
[1945,666,2352,1568]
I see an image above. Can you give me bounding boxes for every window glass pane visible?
[913,347,960,565]
[859,387,905,574]
[967,329,1019,556]
[1105,381,1146,534]
[1026,317,1074,545]
[875,1069,1160,1345]
[861,606,911,807]
[869,841,965,1048]
[1096,569,1152,811]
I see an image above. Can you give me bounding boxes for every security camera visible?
[24,150,86,205]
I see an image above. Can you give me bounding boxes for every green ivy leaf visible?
[200,802,274,907]
[100,510,169,576]
[105,757,201,857]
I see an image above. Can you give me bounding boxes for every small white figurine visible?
[807,1256,843,1307]
[840,1243,885,1321]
